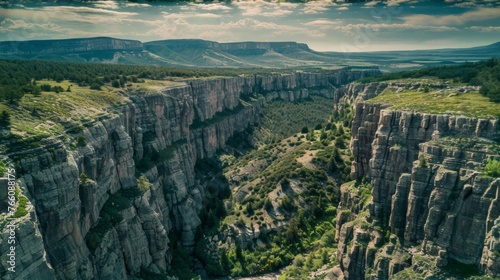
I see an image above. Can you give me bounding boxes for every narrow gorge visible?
[0,70,378,279]
[0,67,499,280]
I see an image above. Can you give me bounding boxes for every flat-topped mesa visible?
[220,41,311,52]
[0,37,144,55]
[145,39,312,52]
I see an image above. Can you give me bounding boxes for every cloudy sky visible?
[0,0,499,52]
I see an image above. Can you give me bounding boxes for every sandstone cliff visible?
[0,70,378,279]
[334,82,500,279]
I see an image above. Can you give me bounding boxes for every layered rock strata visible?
[0,70,378,279]
[336,98,500,279]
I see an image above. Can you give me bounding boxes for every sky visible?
[0,0,499,52]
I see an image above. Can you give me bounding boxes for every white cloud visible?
[304,19,342,26]
[304,19,342,30]
[161,12,222,19]
[467,26,500,32]
[114,18,164,26]
[447,0,492,8]
[142,17,325,42]
[302,0,337,14]
[93,1,119,10]
[364,2,379,7]
[233,0,298,17]
[402,7,500,26]
[193,3,232,11]
[27,6,142,24]
[0,18,64,32]
[386,0,419,7]
[336,7,349,11]
[330,23,459,38]
[0,18,109,40]
[125,3,152,8]
[41,6,138,17]
[0,6,137,25]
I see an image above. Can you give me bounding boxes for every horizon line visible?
[0,36,498,54]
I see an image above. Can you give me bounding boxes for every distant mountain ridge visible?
[0,36,499,70]
[0,37,143,55]
[145,39,312,51]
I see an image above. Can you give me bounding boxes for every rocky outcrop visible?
[336,98,500,279]
[0,70,378,279]
[0,201,56,279]
[333,82,388,107]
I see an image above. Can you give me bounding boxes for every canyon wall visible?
[335,82,500,279]
[0,70,378,280]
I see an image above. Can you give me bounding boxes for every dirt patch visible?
[296,149,318,169]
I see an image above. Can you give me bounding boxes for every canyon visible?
[0,70,376,279]
[0,69,499,280]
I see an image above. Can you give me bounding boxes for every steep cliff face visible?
[0,70,378,279]
[335,90,500,279]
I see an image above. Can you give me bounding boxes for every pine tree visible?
[219,248,231,273]
[285,217,300,245]
[0,110,10,127]
[245,203,254,216]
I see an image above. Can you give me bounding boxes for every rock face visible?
[0,70,378,280]
[335,81,500,279]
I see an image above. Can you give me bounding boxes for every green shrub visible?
[168,237,198,280]
[76,135,87,147]
[279,196,295,213]
[0,161,7,177]
[79,173,90,184]
[89,83,101,90]
[135,157,155,172]
[137,175,151,192]
[86,231,102,251]
[264,198,272,211]
[13,195,28,218]
[418,154,428,167]
[484,159,500,177]
[0,110,10,127]
[85,189,136,251]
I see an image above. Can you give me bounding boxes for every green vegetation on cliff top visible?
[362,58,500,118]
[368,88,499,118]
[0,58,307,103]
[360,58,500,103]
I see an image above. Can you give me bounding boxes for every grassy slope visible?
[367,86,499,119]
[0,78,190,138]
[1,80,125,137]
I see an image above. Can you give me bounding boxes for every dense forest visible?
[359,58,500,103]
[3,58,498,104]
[0,59,297,102]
